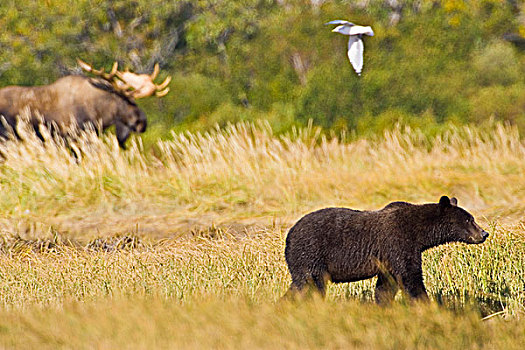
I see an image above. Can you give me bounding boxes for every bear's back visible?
[381,201,414,210]
[291,207,363,231]
[286,207,377,247]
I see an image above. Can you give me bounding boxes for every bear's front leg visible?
[397,257,430,302]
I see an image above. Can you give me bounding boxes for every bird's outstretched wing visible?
[324,20,354,26]
[347,36,364,76]
[348,25,374,36]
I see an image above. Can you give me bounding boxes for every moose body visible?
[0,59,170,148]
[0,75,146,148]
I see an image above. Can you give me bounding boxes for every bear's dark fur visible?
[284,196,488,303]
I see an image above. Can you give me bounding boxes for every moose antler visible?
[115,63,171,98]
[77,59,119,81]
[77,59,171,99]
[77,58,134,97]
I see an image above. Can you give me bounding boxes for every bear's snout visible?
[469,228,489,243]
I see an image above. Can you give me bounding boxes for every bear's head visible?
[438,196,489,244]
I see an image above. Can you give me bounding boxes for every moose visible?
[0,59,171,148]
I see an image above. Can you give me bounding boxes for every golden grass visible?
[1,297,524,349]
[0,223,522,313]
[0,117,523,348]
[0,119,522,237]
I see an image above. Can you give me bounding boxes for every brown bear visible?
[284,196,488,303]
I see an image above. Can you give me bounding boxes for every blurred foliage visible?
[1,0,525,142]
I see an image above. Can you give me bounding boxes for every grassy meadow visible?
[0,119,523,348]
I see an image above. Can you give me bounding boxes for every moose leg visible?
[115,121,131,149]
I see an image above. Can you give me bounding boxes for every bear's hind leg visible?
[283,271,310,298]
[285,267,328,298]
[311,270,329,297]
[282,283,302,300]
[375,272,399,304]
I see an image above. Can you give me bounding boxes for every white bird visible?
[325,20,374,76]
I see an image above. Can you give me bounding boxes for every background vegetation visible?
[2,0,525,141]
[1,1,525,348]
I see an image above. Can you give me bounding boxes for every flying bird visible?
[325,20,374,76]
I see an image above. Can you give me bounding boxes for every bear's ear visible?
[450,197,458,206]
[439,196,451,207]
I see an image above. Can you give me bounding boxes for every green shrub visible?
[473,40,521,86]
[469,83,525,130]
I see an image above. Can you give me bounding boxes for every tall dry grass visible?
[0,117,523,348]
[0,115,523,227]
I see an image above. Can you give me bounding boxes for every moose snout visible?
[481,230,489,240]
[135,119,147,133]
